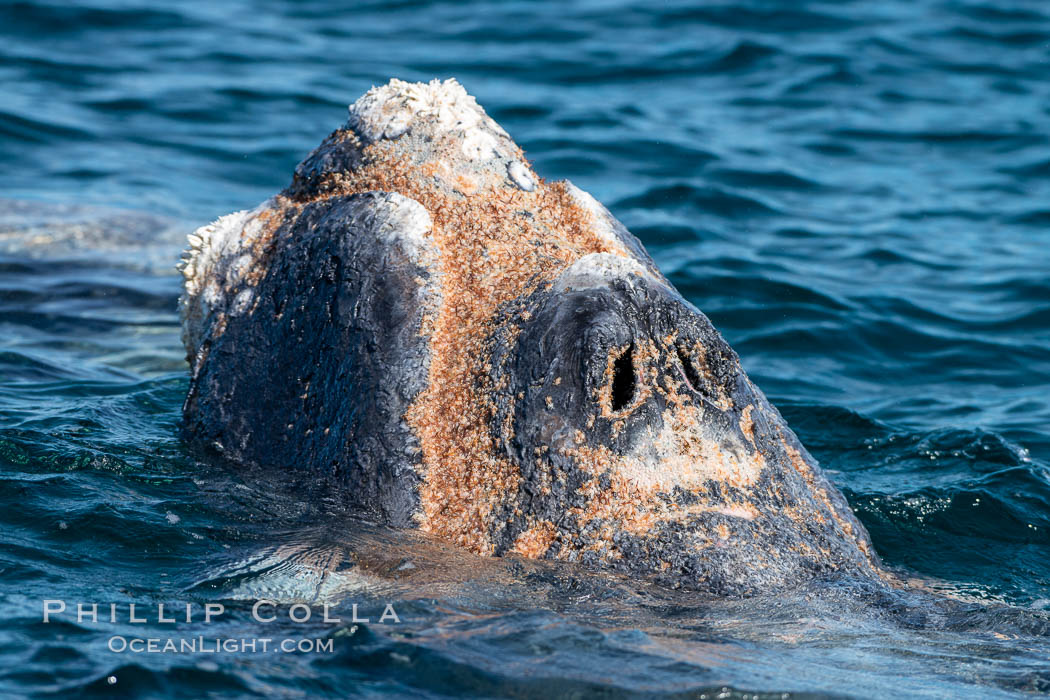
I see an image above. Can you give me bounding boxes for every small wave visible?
[0,2,189,33]
[616,183,778,218]
[650,5,856,31]
[0,109,94,145]
[1006,209,1050,226]
[829,126,1044,150]
[703,39,780,73]
[705,165,823,191]
[946,26,1050,48]
[955,4,1048,23]
[781,65,866,96]
[1000,156,1050,178]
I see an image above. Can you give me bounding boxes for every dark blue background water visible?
[2,0,1049,697]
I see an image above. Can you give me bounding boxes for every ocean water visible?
[2,0,1050,697]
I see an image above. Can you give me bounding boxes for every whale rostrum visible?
[179,79,881,595]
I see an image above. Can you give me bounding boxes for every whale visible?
[179,79,881,595]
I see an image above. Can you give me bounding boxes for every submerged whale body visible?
[179,79,881,595]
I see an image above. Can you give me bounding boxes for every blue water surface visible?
[1,0,1049,697]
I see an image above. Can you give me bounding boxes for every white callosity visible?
[178,199,275,365]
[553,252,657,294]
[178,190,434,369]
[351,78,483,143]
[507,161,537,192]
[347,78,529,173]
[367,192,434,265]
[564,182,632,255]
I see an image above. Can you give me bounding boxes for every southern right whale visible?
[178,79,881,595]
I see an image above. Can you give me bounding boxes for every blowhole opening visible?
[677,345,703,393]
[611,344,636,412]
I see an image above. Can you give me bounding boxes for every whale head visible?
[480,252,880,593]
[179,79,881,595]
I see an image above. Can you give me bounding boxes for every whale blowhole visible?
[610,343,637,413]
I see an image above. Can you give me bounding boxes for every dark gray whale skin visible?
[182,193,429,526]
[180,79,882,595]
[484,260,876,593]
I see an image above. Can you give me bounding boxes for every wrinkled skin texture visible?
[181,79,882,595]
[487,271,876,593]
[183,193,432,526]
